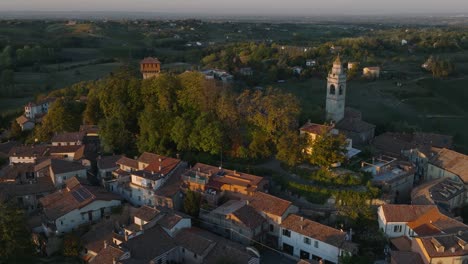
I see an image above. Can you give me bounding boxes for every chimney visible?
[176,153,180,159]
[300,225,303,230]
[300,216,304,221]
[159,165,162,171]
[104,240,108,248]
[113,257,117,264]
[246,200,250,205]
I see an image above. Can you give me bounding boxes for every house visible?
[97,155,122,182]
[51,131,85,146]
[153,166,185,210]
[377,204,438,238]
[24,97,55,119]
[390,251,424,264]
[34,159,87,188]
[306,59,316,67]
[248,191,299,238]
[292,66,303,75]
[140,57,161,79]
[412,177,465,212]
[335,108,375,146]
[239,67,253,76]
[108,153,186,206]
[8,145,50,164]
[199,199,267,245]
[39,177,121,234]
[347,62,359,70]
[15,115,35,131]
[363,67,380,78]
[0,163,55,213]
[79,125,99,137]
[279,214,357,264]
[49,145,85,161]
[427,149,468,201]
[361,156,415,203]
[372,132,453,181]
[182,163,269,199]
[411,233,468,264]
[299,121,361,160]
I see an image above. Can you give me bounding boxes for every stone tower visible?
[325,56,346,123]
[140,57,161,79]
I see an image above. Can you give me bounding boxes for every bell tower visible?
[325,55,346,123]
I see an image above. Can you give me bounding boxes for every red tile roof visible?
[116,156,139,169]
[134,206,160,222]
[231,205,266,229]
[51,131,85,143]
[430,148,468,184]
[281,214,352,249]
[248,191,292,217]
[140,57,160,64]
[380,204,437,223]
[300,122,332,135]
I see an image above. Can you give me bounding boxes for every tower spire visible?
[333,53,341,66]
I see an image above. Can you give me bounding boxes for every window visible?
[269,224,274,232]
[282,229,291,237]
[330,84,336,95]
[194,253,197,259]
[138,196,141,201]
[339,85,343,95]
[182,248,185,253]
[314,241,319,248]
[60,220,64,225]
[393,225,402,233]
[303,237,311,245]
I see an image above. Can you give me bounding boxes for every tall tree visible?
[308,132,348,169]
[0,202,34,261]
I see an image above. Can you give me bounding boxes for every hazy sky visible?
[0,0,467,15]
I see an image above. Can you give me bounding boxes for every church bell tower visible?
[325,56,346,123]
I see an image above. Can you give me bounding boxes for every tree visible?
[276,132,306,166]
[308,132,348,169]
[184,189,201,217]
[10,120,23,139]
[0,202,34,261]
[100,116,133,154]
[62,233,81,257]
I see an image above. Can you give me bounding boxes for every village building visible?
[427,148,468,204]
[335,108,375,146]
[325,56,347,123]
[292,66,303,75]
[51,131,85,146]
[97,155,122,183]
[140,57,161,79]
[49,145,85,161]
[299,121,361,160]
[279,214,357,264]
[182,163,269,200]
[0,163,55,213]
[361,155,415,203]
[306,59,317,67]
[107,152,186,206]
[347,62,359,70]
[199,199,267,245]
[412,177,465,212]
[39,177,121,234]
[79,124,99,137]
[239,67,253,76]
[411,233,468,264]
[8,145,50,164]
[24,97,55,119]
[34,158,87,188]
[15,115,35,131]
[363,66,381,78]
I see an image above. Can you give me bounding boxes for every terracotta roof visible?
[430,148,468,184]
[0,175,55,201]
[158,212,184,230]
[154,168,184,197]
[142,155,181,177]
[116,156,139,169]
[121,226,177,262]
[50,145,85,160]
[300,122,332,135]
[140,57,160,64]
[390,236,412,251]
[281,214,350,249]
[412,178,465,205]
[380,204,437,223]
[413,132,453,149]
[98,155,122,170]
[16,115,33,125]
[34,159,86,175]
[134,206,160,222]
[137,152,160,165]
[336,116,375,133]
[82,221,115,254]
[39,177,120,220]
[79,125,99,135]
[51,131,85,143]
[174,228,215,256]
[390,251,424,264]
[9,145,49,157]
[417,233,468,258]
[89,245,125,264]
[231,204,266,229]
[248,191,292,217]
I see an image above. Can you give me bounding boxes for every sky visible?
[0,0,467,15]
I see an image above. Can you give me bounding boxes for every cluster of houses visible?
[2,56,468,264]
[15,97,56,131]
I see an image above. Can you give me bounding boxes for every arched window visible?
[339,85,343,95]
[330,84,336,95]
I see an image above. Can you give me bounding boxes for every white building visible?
[8,145,50,164]
[24,98,55,119]
[279,214,357,263]
[40,177,121,234]
[51,131,85,146]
